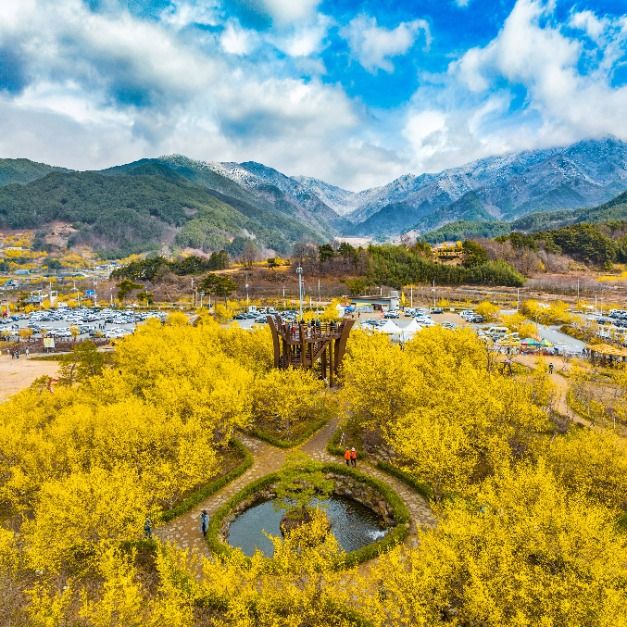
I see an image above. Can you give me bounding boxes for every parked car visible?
[384,310,400,319]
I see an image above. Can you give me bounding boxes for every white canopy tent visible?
[398,319,423,342]
[379,319,401,335]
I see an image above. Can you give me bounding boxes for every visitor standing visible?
[25,347,30,359]
[344,448,351,466]
[200,510,209,536]
[548,362,554,375]
[144,516,153,539]
[350,447,357,467]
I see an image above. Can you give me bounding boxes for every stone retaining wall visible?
[219,472,398,540]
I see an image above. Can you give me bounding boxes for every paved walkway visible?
[156,417,435,555]
[155,433,288,555]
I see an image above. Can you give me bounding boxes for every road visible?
[536,324,585,354]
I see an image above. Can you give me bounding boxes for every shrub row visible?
[161,439,253,523]
[250,416,329,449]
[326,426,369,460]
[375,461,433,501]
[206,461,410,567]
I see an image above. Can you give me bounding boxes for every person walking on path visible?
[344,448,351,466]
[548,362,554,375]
[200,510,209,536]
[144,516,153,539]
[350,447,357,467]
[25,347,30,359]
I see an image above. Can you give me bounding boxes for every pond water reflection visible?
[227,496,388,557]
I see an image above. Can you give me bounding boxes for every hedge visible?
[326,425,370,460]
[327,431,435,502]
[249,416,329,449]
[206,461,410,567]
[161,439,253,523]
[375,461,433,501]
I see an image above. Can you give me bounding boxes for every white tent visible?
[398,319,422,341]
[379,319,401,335]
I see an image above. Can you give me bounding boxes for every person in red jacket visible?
[350,447,357,467]
[344,448,351,466]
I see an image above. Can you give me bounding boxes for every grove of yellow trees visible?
[0,317,625,624]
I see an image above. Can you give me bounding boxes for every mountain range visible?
[0,138,625,256]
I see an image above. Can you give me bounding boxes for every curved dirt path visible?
[512,354,592,428]
[156,417,435,554]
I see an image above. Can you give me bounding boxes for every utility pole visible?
[517,288,521,312]
[410,285,413,308]
[432,279,436,309]
[191,278,195,308]
[199,290,205,309]
[245,281,249,305]
[577,278,580,302]
[296,265,304,319]
[317,278,321,307]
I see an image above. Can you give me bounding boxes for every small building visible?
[350,295,400,312]
[587,343,627,366]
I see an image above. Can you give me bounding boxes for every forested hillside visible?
[0,170,327,257]
[423,191,627,243]
[0,158,68,186]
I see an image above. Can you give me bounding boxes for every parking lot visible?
[0,307,167,347]
[234,305,590,355]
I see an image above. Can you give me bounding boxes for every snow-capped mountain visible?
[3,138,625,250]
[345,138,627,236]
[152,139,626,238]
[206,161,345,231]
[290,176,359,216]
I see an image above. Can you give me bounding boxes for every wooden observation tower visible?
[267,316,354,386]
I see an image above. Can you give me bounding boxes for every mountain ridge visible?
[0,137,625,255]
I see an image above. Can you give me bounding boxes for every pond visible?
[227,495,388,557]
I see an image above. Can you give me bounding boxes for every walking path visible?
[155,434,288,556]
[512,354,592,428]
[156,417,435,556]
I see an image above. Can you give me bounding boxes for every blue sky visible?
[0,0,625,189]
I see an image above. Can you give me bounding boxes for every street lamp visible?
[245,282,249,305]
[296,265,304,319]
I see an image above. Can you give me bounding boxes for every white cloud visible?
[404,110,448,159]
[400,0,627,174]
[341,14,430,73]
[269,14,331,57]
[569,10,606,41]
[0,0,402,189]
[220,21,259,55]
[454,0,471,7]
[1,0,625,190]
[160,0,221,29]
[260,0,321,26]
